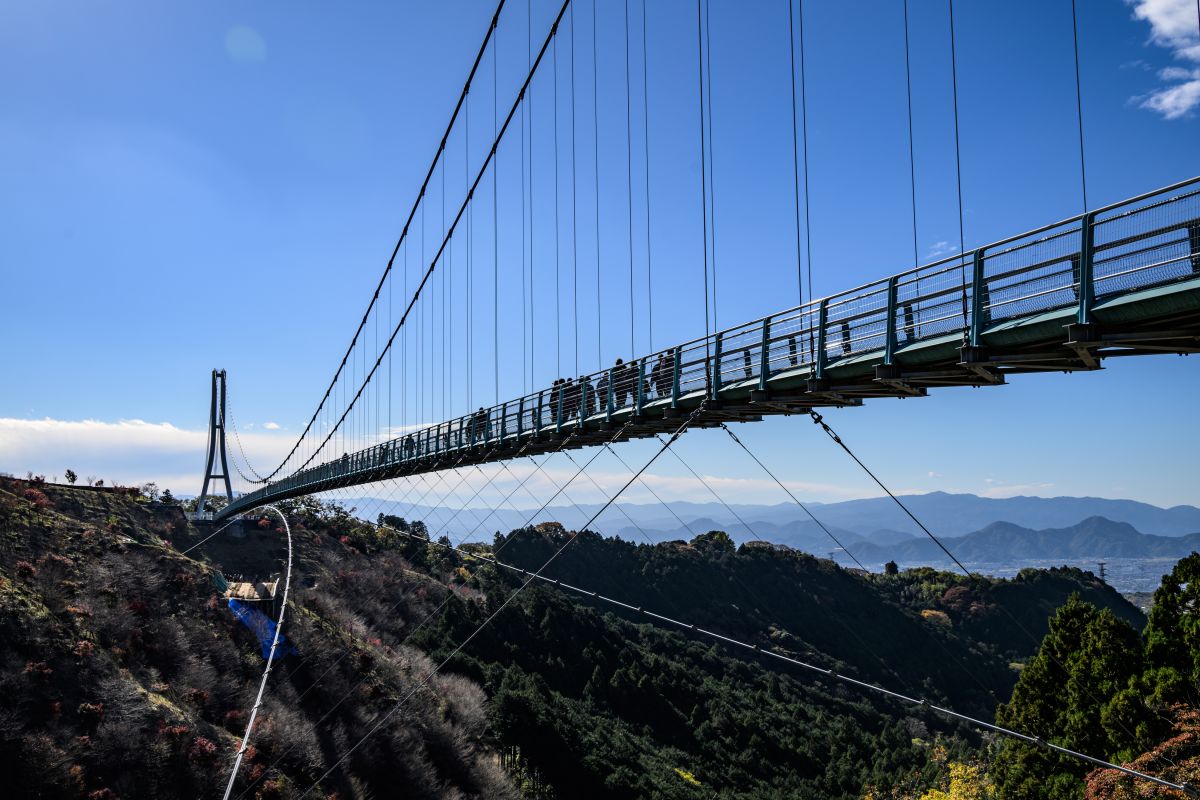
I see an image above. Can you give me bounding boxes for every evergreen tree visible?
[992,596,1145,799]
[1142,553,1200,708]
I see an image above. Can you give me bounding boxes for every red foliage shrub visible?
[258,779,286,800]
[23,488,52,508]
[258,517,272,529]
[188,736,218,765]
[73,640,96,659]
[15,560,37,578]
[87,789,117,800]
[159,723,190,741]
[24,661,53,681]
[126,599,150,616]
[75,735,93,748]
[184,687,209,706]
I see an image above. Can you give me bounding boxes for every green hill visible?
[0,478,1147,798]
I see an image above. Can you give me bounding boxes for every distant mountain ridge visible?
[340,491,1200,547]
[850,516,1200,567]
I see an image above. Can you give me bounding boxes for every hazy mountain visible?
[340,491,1200,547]
[850,516,1200,566]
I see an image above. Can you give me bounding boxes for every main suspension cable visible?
[260,0,508,482]
[290,0,573,476]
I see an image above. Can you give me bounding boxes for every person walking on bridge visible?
[611,358,629,408]
[652,352,672,398]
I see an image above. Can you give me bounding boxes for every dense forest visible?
[1,477,1197,799]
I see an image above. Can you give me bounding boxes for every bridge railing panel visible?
[891,259,970,346]
[978,223,1080,325]
[763,305,819,378]
[1092,185,1200,298]
[822,279,891,362]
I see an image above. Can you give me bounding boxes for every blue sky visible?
[1,0,1198,509]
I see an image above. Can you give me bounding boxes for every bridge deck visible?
[219,177,1200,520]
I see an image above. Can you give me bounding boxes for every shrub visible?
[77,702,104,724]
[189,736,218,765]
[24,661,53,681]
[920,609,952,627]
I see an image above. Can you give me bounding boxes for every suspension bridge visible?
[190,0,1200,796]
[214,176,1200,519]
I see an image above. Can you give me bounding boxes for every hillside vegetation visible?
[0,479,514,799]
[0,478,1163,799]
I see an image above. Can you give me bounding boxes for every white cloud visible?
[1127,0,1200,118]
[1139,70,1200,119]
[0,417,294,493]
[927,240,957,258]
[262,421,281,430]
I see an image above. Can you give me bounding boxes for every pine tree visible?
[992,596,1145,799]
[1142,553,1200,709]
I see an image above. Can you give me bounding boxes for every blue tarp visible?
[228,598,297,661]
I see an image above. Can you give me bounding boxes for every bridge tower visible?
[195,368,233,519]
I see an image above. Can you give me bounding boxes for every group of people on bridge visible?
[550,354,674,423]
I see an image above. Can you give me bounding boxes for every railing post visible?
[1077,212,1096,325]
[579,376,590,430]
[758,316,772,390]
[535,391,544,435]
[671,346,682,408]
[500,402,507,440]
[518,397,524,438]
[1189,221,1200,274]
[710,333,723,400]
[883,278,898,365]
[556,383,564,432]
[606,368,615,421]
[815,299,829,380]
[636,359,646,416]
[969,248,988,347]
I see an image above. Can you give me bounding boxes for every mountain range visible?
[341,491,1200,561]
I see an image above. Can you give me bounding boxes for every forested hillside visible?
[0,478,1161,799]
